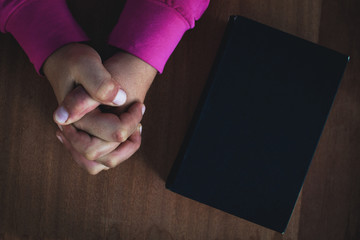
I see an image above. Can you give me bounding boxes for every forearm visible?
[0,0,89,74]
[108,0,210,73]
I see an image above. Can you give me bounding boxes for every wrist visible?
[104,51,157,104]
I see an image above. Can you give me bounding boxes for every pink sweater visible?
[0,0,209,74]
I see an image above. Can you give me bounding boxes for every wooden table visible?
[1,0,359,239]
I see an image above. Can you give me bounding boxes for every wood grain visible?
[0,0,359,239]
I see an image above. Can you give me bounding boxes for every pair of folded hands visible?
[43,43,157,175]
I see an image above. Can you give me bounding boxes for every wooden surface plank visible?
[0,0,359,239]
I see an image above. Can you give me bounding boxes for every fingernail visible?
[57,124,63,131]
[113,89,127,105]
[55,106,69,124]
[142,105,146,115]
[56,134,63,144]
[139,125,142,135]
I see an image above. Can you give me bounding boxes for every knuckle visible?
[83,146,98,161]
[95,75,114,101]
[87,168,100,175]
[113,129,127,142]
[84,152,98,161]
[103,159,118,168]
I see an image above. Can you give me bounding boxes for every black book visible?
[166,16,349,233]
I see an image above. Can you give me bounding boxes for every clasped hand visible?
[43,43,157,175]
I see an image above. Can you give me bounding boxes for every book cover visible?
[166,16,349,233]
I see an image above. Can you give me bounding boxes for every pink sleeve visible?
[0,0,89,74]
[108,0,210,73]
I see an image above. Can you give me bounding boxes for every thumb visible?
[54,60,128,125]
[54,85,100,125]
[75,58,127,106]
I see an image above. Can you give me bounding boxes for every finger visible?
[54,69,127,125]
[54,85,100,125]
[61,124,120,161]
[73,102,145,142]
[96,124,142,168]
[56,131,109,175]
[75,59,127,106]
[53,85,127,125]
